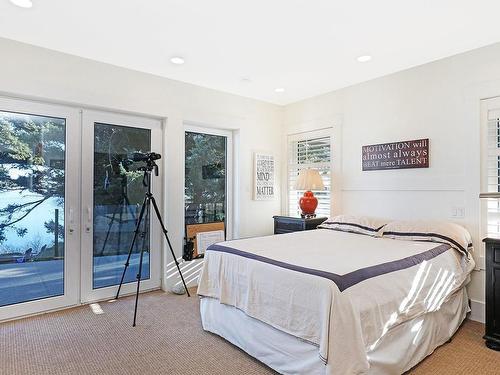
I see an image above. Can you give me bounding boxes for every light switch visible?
[451,206,465,218]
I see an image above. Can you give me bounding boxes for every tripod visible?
[115,158,190,327]
[98,176,139,257]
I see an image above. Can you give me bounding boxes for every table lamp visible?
[293,168,325,218]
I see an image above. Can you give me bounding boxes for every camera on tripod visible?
[129,152,162,163]
[115,150,190,327]
[128,152,162,177]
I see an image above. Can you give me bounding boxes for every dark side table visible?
[483,237,500,351]
[273,215,327,235]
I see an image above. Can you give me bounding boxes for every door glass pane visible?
[0,110,66,307]
[185,132,227,225]
[93,123,151,289]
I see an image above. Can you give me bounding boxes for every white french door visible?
[0,98,163,321]
[80,110,162,303]
[184,125,234,240]
[0,97,80,321]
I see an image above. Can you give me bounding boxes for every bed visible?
[197,219,475,375]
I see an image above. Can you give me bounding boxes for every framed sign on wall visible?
[362,138,429,171]
[253,153,275,200]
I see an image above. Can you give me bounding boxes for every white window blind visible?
[485,110,500,236]
[288,130,331,217]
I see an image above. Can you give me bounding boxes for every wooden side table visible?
[273,216,327,235]
[483,237,500,351]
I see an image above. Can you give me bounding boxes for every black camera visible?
[130,152,162,162]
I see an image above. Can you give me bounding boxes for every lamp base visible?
[301,213,317,219]
[299,191,318,217]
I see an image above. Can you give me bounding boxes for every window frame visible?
[0,96,81,321]
[480,96,500,238]
[183,124,234,241]
[286,128,333,218]
[80,110,163,304]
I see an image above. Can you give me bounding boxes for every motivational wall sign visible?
[254,153,275,200]
[362,138,429,171]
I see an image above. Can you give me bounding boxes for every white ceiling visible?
[1,0,500,105]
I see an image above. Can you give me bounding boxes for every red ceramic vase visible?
[299,191,318,216]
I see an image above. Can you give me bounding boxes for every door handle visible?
[68,208,75,234]
[86,206,92,233]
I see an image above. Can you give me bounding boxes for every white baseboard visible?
[469,299,485,323]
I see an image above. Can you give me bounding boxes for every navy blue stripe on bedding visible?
[207,243,451,292]
[382,231,468,254]
[321,222,385,232]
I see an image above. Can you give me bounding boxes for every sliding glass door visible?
[0,98,80,321]
[80,111,162,303]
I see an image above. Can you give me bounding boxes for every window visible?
[288,129,332,217]
[482,97,500,237]
[0,110,66,307]
[184,127,233,240]
[92,123,151,289]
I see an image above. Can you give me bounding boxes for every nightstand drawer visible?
[494,247,500,264]
[276,220,304,233]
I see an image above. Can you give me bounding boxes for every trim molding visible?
[341,187,465,192]
[469,299,485,323]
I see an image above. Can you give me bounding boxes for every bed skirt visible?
[200,287,469,375]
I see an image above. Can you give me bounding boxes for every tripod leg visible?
[98,206,119,257]
[132,211,148,327]
[115,194,148,300]
[124,195,140,254]
[116,204,124,256]
[150,196,191,297]
[124,195,136,219]
[138,205,150,272]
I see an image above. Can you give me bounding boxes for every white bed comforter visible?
[197,229,474,375]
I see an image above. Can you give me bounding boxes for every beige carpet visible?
[0,290,498,375]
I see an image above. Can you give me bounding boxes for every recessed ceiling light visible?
[274,88,285,93]
[10,0,33,8]
[170,56,185,65]
[357,55,372,63]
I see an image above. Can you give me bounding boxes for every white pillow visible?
[318,215,388,237]
[381,220,473,256]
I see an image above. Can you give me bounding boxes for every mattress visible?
[197,229,474,375]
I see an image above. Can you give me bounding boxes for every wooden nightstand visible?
[483,237,500,351]
[273,216,327,235]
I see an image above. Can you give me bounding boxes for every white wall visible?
[0,37,282,290]
[283,42,500,322]
[2,36,498,319]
